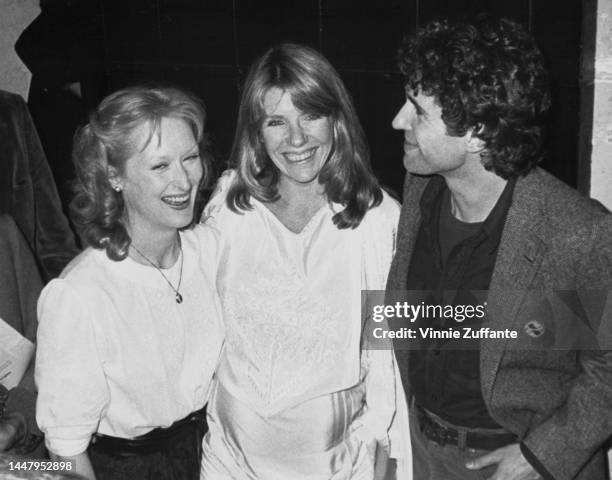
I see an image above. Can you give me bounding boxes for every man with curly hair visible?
[386,14,612,480]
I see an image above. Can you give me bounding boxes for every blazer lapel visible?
[387,174,431,396]
[481,169,550,401]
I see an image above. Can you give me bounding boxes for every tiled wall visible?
[99,0,581,195]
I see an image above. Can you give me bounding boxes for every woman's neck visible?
[276,177,326,207]
[264,178,327,233]
[128,228,180,268]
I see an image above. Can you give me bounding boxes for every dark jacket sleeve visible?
[0,214,43,452]
[521,214,612,480]
[12,92,79,280]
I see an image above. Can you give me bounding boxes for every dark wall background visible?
[95,0,581,196]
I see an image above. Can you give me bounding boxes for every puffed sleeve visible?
[35,279,109,456]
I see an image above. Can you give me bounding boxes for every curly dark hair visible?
[398,14,551,178]
[70,86,210,260]
[227,43,382,229]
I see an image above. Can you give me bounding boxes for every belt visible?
[415,404,517,450]
[90,407,207,457]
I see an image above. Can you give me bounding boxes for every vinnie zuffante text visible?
[370,301,518,340]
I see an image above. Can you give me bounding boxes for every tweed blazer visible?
[387,167,612,480]
[0,90,78,281]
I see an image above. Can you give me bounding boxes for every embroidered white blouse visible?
[199,171,409,479]
[35,228,224,457]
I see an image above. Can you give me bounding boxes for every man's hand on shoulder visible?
[466,443,541,480]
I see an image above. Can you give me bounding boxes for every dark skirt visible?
[88,409,207,480]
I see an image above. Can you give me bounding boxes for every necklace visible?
[130,240,184,304]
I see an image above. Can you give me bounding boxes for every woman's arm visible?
[361,194,411,479]
[49,451,96,480]
[36,278,109,472]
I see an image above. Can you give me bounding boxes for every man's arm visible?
[517,215,612,479]
[468,213,612,480]
[0,215,44,454]
[17,94,79,280]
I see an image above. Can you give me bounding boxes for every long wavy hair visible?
[70,86,210,260]
[398,14,551,178]
[227,43,382,229]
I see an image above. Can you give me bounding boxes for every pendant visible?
[175,292,183,304]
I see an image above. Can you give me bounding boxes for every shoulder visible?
[201,169,239,222]
[58,247,107,278]
[37,249,106,326]
[512,168,612,280]
[200,169,256,234]
[357,190,401,239]
[0,90,24,110]
[526,168,607,211]
[517,168,611,234]
[46,248,117,298]
[182,225,219,261]
[0,90,27,127]
[368,189,401,225]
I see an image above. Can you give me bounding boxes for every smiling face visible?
[392,91,470,177]
[260,87,333,188]
[113,117,203,239]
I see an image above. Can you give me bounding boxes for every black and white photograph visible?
[0,0,611,479]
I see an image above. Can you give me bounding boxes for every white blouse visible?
[199,171,409,479]
[35,228,224,457]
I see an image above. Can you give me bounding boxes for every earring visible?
[113,185,122,192]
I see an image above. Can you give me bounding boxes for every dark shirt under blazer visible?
[408,177,515,429]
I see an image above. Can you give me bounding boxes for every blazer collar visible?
[385,174,430,292]
[387,169,552,396]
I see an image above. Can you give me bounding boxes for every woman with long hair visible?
[200,43,405,479]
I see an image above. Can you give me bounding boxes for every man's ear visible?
[466,126,486,153]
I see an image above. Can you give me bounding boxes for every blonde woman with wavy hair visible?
[36,86,223,480]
